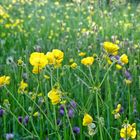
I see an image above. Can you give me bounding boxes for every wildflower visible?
[0,75,10,87]
[48,87,61,105]
[120,122,137,139]
[18,80,28,94]
[33,111,40,117]
[81,57,94,66]
[70,62,77,69]
[68,109,74,118]
[79,52,86,57]
[17,58,23,66]
[73,126,80,134]
[52,49,64,67]
[116,64,122,70]
[83,113,93,126]
[103,42,119,55]
[29,52,48,73]
[70,101,77,108]
[112,104,122,119]
[120,54,129,64]
[18,116,23,123]
[0,109,4,117]
[32,66,42,74]
[46,52,55,64]
[6,133,14,140]
[24,116,29,125]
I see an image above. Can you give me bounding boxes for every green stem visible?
[64,106,76,140]
[96,92,103,140]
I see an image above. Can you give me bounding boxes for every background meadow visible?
[0,0,140,139]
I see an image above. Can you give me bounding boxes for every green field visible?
[0,0,140,139]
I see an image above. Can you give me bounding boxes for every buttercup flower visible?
[70,62,77,69]
[18,80,28,94]
[0,76,10,87]
[81,57,94,66]
[103,42,119,55]
[83,113,93,126]
[29,52,48,73]
[48,87,61,105]
[120,122,136,139]
[112,104,122,119]
[120,54,129,64]
[46,52,55,64]
[79,52,86,57]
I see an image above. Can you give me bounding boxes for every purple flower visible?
[115,55,120,60]
[24,116,29,125]
[73,126,80,134]
[124,70,132,80]
[68,109,74,118]
[18,116,22,123]
[70,101,77,108]
[59,109,65,116]
[0,109,4,117]
[6,133,14,140]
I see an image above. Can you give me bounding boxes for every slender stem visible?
[96,92,103,140]
[64,106,76,140]
[99,62,115,88]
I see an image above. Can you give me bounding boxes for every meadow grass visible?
[0,0,140,139]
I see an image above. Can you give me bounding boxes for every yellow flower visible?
[48,88,61,105]
[103,42,119,55]
[79,52,86,57]
[70,62,77,69]
[33,111,39,117]
[120,54,128,64]
[46,52,55,64]
[18,80,28,94]
[17,58,23,66]
[116,64,122,70]
[0,76,10,87]
[83,113,93,126]
[29,52,48,68]
[112,104,121,119]
[120,123,136,139]
[81,57,94,66]
[52,49,64,64]
[32,66,42,74]
[125,79,132,85]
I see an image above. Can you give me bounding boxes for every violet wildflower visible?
[6,133,14,140]
[73,126,80,134]
[24,116,29,125]
[0,109,4,117]
[68,108,74,118]
[59,108,64,116]
[70,101,77,108]
[18,116,22,123]
[124,70,132,80]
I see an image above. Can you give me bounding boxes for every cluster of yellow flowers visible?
[120,122,137,139]
[103,41,129,70]
[0,76,10,87]
[29,49,64,74]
